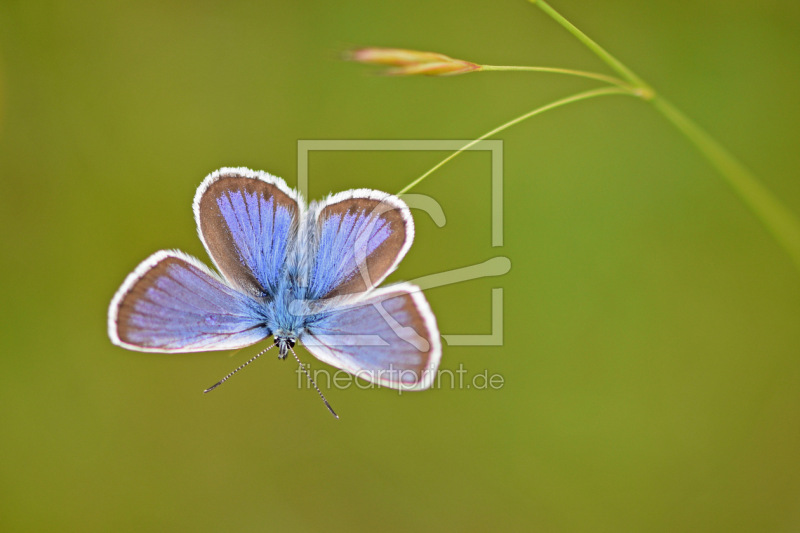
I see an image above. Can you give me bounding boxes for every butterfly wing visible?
[300,283,441,390]
[108,251,270,352]
[305,189,413,300]
[194,167,302,298]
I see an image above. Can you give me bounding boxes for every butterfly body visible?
[109,168,441,391]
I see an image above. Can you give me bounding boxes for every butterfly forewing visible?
[301,283,441,390]
[108,251,270,352]
[194,167,301,298]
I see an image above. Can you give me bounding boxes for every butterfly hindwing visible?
[306,190,413,300]
[194,167,301,298]
[108,251,270,353]
[301,283,441,390]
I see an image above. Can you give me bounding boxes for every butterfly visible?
[108,167,441,415]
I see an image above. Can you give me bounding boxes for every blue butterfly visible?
[108,167,441,415]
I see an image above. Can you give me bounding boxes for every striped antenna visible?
[289,345,339,420]
[203,343,276,393]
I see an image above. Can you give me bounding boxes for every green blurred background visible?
[2,0,799,531]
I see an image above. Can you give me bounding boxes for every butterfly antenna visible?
[289,345,339,419]
[203,344,276,393]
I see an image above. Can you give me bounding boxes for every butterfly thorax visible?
[261,273,321,357]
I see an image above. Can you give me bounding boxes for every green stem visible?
[479,64,630,89]
[529,0,650,91]
[529,0,800,271]
[651,95,800,270]
[397,87,630,196]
